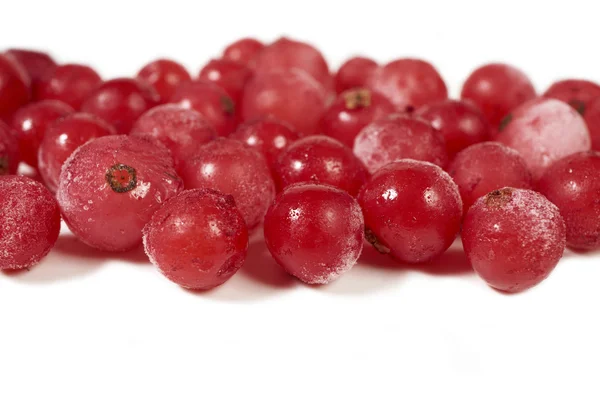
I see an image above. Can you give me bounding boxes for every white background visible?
[2,1,600,399]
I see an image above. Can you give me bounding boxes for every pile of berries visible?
[1,38,599,293]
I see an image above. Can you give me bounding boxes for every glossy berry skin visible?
[242,69,328,135]
[0,175,60,270]
[415,99,490,158]
[319,88,396,148]
[358,160,462,264]
[170,80,237,136]
[130,104,217,173]
[222,38,265,68]
[461,63,536,128]
[6,49,56,97]
[198,58,252,104]
[38,113,117,192]
[81,78,160,134]
[0,54,31,122]
[538,152,600,251]
[583,97,600,151]
[543,79,600,115]
[353,116,448,173]
[57,135,183,252]
[179,138,275,229]
[462,188,566,293]
[11,100,74,168]
[143,189,248,290]
[37,63,102,109]
[495,98,591,179]
[136,59,192,103]
[334,57,378,94]
[264,183,364,284]
[0,121,19,175]
[368,59,447,111]
[448,142,533,213]
[229,118,300,171]
[274,136,368,196]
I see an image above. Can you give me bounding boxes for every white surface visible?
[2,1,600,399]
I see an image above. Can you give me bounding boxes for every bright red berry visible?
[0,175,60,270]
[543,79,600,115]
[57,135,183,252]
[353,116,448,173]
[319,88,396,148]
[0,53,31,122]
[222,38,265,68]
[11,100,74,168]
[37,63,102,109]
[6,49,56,98]
[0,120,19,175]
[198,58,252,104]
[264,183,364,284]
[143,189,248,290]
[462,188,566,293]
[136,58,192,103]
[334,56,378,94]
[38,112,117,192]
[358,160,462,264]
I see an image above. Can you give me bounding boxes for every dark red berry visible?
[0,53,31,122]
[334,57,378,94]
[136,58,192,103]
[222,38,265,68]
[198,58,252,104]
[6,49,56,98]
[543,79,600,115]
[583,97,600,151]
[37,63,102,109]
[0,120,19,175]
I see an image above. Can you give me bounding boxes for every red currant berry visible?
[37,63,102,109]
[198,58,252,104]
[11,100,74,168]
[334,56,378,94]
[136,58,192,103]
[358,160,462,264]
[179,138,275,229]
[57,135,183,252]
[143,189,248,290]
[170,80,237,136]
[368,58,447,111]
[38,112,117,192]
[415,99,490,158]
[543,79,600,115]
[6,49,56,98]
[319,88,396,148]
[274,135,368,196]
[264,183,364,284]
[229,118,300,172]
[461,63,536,128]
[0,175,60,270]
[538,151,600,251]
[583,97,600,151]
[495,98,591,179]
[222,38,265,68]
[354,116,448,173]
[0,120,19,175]
[448,142,533,213]
[242,69,329,135]
[81,78,160,134]
[462,188,566,293]
[0,53,31,122]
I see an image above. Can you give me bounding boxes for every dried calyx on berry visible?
[106,164,137,193]
[344,88,372,109]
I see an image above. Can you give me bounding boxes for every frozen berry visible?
[543,79,600,115]
[274,135,368,196]
[461,63,536,128]
[136,58,192,103]
[0,175,60,270]
[37,63,102,109]
[353,116,448,173]
[448,142,533,213]
[495,98,591,179]
[57,135,182,252]
[334,57,378,94]
[6,49,56,98]
[11,100,74,168]
[222,38,265,68]
[143,189,248,290]
[583,97,600,151]
[538,152,600,251]
[229,118,299,172]
[198,58,252,104]
[38,112,117,192]
[81,78,160,134]
[0,53,31,122]
[415,99,490,157]
[319,88,396,148]
[0,120,19,175]
[359,160,462,264]
[264,183,364,284]
[367,58,447,111]
[242,69,328,135]
[462,188,566,293]
[179,138,275,229]
[170,80,237,136]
